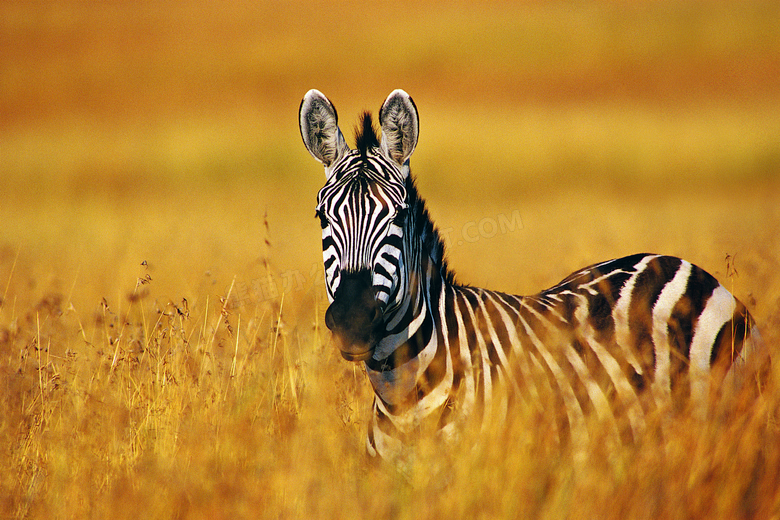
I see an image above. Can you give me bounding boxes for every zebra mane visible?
[405,175,457,288]
[354,112,380,156]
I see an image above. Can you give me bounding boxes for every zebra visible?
[298,88,764,462]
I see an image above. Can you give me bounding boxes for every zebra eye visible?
[393,207,408,225]
[315,210,329,229]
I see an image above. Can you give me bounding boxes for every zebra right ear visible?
[299,90,350,169]
[379,89,419,168]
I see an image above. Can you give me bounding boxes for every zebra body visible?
[299,89,762,461]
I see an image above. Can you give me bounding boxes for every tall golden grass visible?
[1,1,779,518]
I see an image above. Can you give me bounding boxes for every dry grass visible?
[1,271,778,519]
[2,1,780,518]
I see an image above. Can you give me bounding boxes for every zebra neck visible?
[369,178,452,362]
[363,179,458,418]
[369,251,443,365]
[364,242,453,416]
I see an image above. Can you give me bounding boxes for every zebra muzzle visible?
[325,271,385,362]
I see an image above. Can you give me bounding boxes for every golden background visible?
[1,1,779,517]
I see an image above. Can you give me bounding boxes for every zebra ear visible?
[299,89,350,168]
[379,89,419,168]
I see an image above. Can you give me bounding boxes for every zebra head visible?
[299,89,419,362]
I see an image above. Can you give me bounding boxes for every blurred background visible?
[2,3,780,517]
[2,0,779,322]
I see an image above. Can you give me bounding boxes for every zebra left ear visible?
[379,90,419,168]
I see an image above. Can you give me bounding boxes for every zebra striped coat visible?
[299,89,763,461]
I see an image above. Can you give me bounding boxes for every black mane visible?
[355,112,380,156]
[405,175,458,288]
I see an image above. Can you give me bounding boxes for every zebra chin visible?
[331,334,377,362]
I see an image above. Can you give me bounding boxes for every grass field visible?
[2,1,780,518]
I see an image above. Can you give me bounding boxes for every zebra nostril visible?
[324,305,337,331]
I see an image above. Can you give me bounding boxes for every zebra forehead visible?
[318,163,407,210]
[328,150,406,183]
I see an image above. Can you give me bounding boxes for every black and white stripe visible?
[299,89,763,461]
